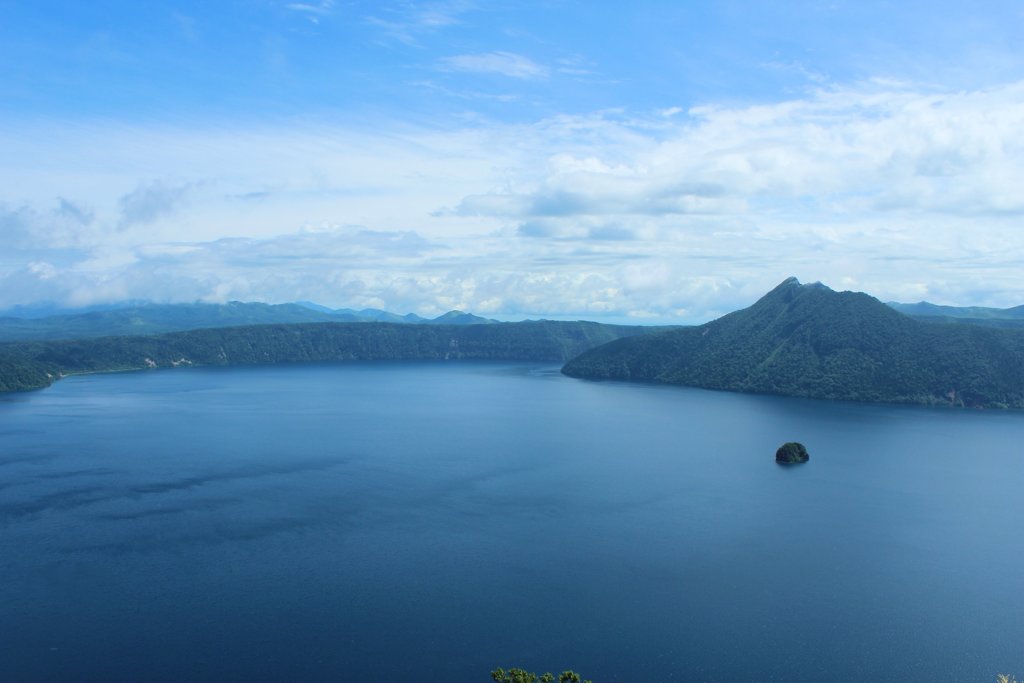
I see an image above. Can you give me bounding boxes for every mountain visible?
[0,302,345,341]
[0,301,152,319]
[322,308,422,324]
[355,309,421,324]
[0,320,660,393]
[563,277,1024,408]
[426,310,497,325]
[0,302,494,342]
[887,301,1024,328]
[293,301,337,314]
[888,301,1024,320]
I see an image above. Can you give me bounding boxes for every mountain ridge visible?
[0,301,500,342]
[0,319,663,393]
[562,278,1024,408]
[886,300,1024,328]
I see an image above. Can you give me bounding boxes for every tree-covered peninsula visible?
[0,320,659,393]
[562,277,1024,408]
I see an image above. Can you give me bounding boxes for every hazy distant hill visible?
[564,278,1024,408]
[296,302,428,324]
[0,302,342,342]
[0,320,658,393]
[427,310,497,325]
[0,302,498,342]
[887,301,1024,328]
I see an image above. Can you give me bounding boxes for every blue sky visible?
[2,1,1024,321]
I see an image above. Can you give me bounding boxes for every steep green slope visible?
[0,320,657,393]
[563,278,1024,408]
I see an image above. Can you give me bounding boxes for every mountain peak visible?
[429,310,497,325]
[754,277,835,310]
[564,279,1024,408]
[772,276,831,292]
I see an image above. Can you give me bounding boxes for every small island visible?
[776,442,810,464]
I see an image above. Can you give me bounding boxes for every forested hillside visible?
[0,320,657,393]
[0,302,499,342]
[563,278,1024,408]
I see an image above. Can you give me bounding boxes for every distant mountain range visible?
[0,320,658,393]
[4,294,1023,345]
[0,302,498,343]
[886,301,1024,328]
[563,277,1024,408]
[5,284,1024,407]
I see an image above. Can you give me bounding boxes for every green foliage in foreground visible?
[494,668,1018,682]
[492,667,591,683]
[0,320,662,393]
[563,277,1024,409]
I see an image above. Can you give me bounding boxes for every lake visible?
[0,361,1022,682]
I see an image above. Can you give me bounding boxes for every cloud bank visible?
[2,80,1024,320]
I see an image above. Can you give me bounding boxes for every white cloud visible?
[439,52,550,80]
[118,180,193,229]
[3,80,1024,319]
[0,198,96,250]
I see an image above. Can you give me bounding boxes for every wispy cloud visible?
[555,55,596,78]
[760,60,830,85]
[284,0,335,23]
[365,1,472,45]
[409,79,520,103]
[439,51,550,80]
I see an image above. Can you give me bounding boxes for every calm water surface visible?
[0,362,1022,682]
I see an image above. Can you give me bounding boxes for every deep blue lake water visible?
[0,361,1022,682]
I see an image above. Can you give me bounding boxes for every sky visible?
[2,1,1024,323]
